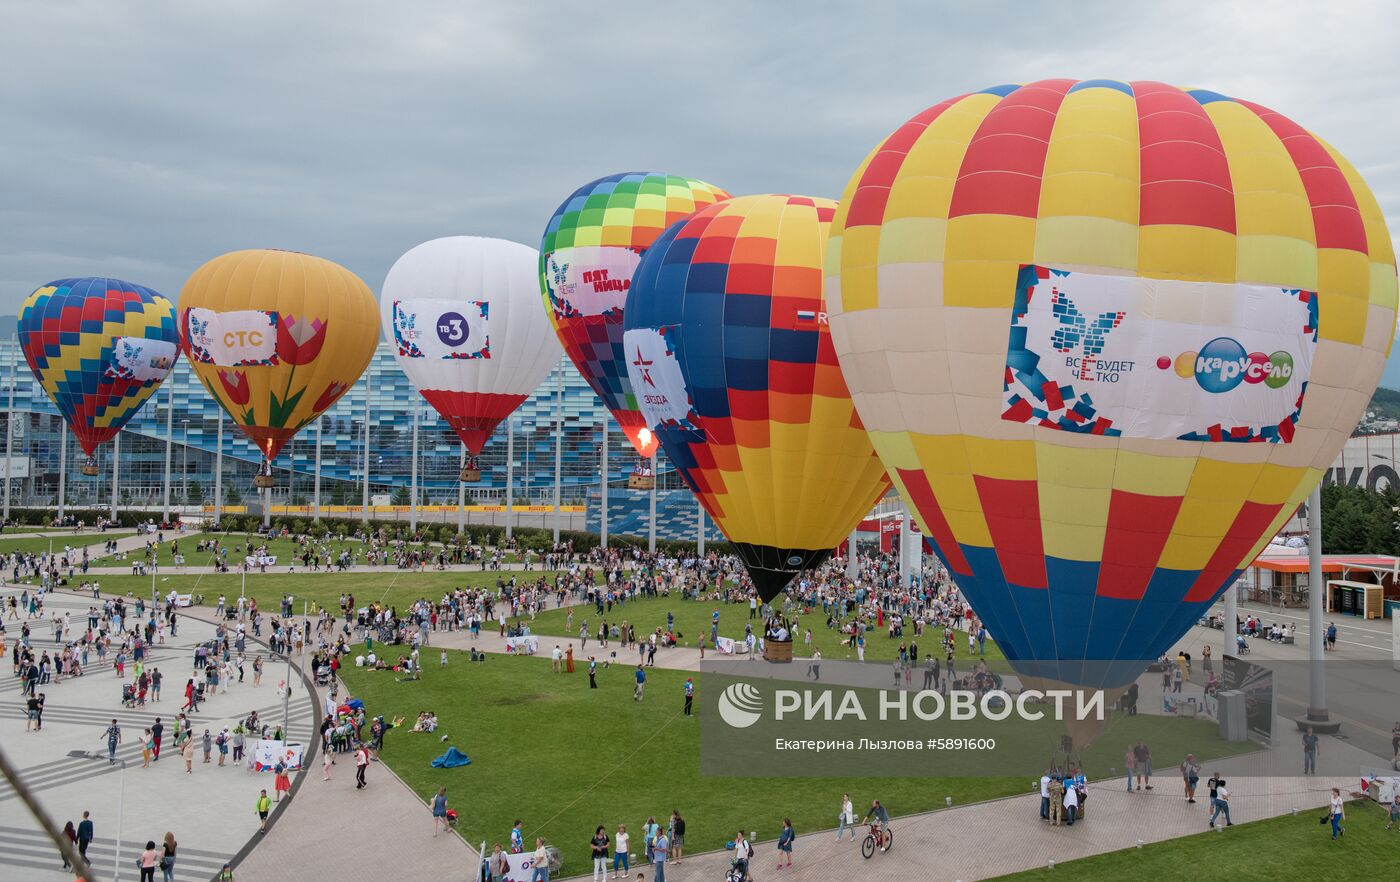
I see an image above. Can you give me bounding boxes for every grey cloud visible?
[1,0,1397,311]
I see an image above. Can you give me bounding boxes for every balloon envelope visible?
[624,194,890,601]
[18,277,179,456]
[177,249,379,460]
[540,171,730,457]
[827,80,1397,685]
[381,237,562,455]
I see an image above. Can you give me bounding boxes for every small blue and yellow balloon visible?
[18,277,179,466]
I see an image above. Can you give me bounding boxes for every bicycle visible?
[860,822,893,858]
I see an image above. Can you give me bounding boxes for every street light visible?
[180,420,189,506]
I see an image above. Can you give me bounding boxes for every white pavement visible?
[0,589,316,882]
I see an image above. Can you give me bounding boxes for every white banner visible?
[543,246,641,318]
[1001,266,1316,443]
[105,337,178,382]
[624,327,694,426]
[185,308,280,366]
[501,851,546,882]
[390,298,490,360]
[245,555,278,567]
[248,738,303,771]
[715,636,738,655]
[0,457,30,480]
[504,636,538,654]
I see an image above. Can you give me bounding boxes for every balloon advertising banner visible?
[389,298,490,360]
[105,338,178,382]
[248,739,303,772]
[184,308,280,366]
[1002,266,1316,442]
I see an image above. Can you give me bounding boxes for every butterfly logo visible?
[1049,288,1124,380]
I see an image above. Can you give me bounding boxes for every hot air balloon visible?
[380,237,562,481]
[177,249,379,490]
[623,194,890,601]
[540,172,730,488]
[18,278,179,475]
[826,80,1396,686]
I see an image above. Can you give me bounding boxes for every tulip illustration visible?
[312,380,350,412]
[217,368,251,406]
[275,315,327,365]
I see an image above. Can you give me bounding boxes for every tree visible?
[225,483,242,505]
[391,485,410,506]
[186,481,203,505]
[1319,483,1400,555]
[329,482,347,506]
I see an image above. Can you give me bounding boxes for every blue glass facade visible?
[0,335,691,511]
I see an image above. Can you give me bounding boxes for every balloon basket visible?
[628,474,655,490]
[459,468,481,483]
[253,475,275,489]
[81,464,100,477]
[763,641,793,663]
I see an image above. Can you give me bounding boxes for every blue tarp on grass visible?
[431,747,472,768]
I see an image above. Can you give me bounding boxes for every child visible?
[440,650,448,668]
[1387,792,1400,830]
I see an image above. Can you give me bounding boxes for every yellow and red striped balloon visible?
[827,80,1396,683]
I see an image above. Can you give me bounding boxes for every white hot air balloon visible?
[381,236,563,480]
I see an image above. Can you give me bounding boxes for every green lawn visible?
[339,652,1026,870]
[77,570,574,617]
[528,594,1007,664]
[994,799,1398,880]
[0,531,134,556]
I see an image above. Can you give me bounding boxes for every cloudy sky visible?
[3,0,1397,364]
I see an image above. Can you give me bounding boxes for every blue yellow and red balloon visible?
[624,194,890,600]
[18,277,179,460]
[826,80,1396,684]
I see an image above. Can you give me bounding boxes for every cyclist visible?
[864,799,891,850]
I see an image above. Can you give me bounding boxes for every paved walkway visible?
[0,589,316,882]
[169,603,478,882]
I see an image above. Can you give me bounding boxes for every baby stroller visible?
[313,663,332,687]
[121,683,137,708]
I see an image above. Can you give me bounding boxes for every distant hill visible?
[1362,387,1400,429]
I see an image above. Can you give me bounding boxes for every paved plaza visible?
[0,586,316,881]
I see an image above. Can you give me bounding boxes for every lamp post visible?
[1306,484,1330,727]
[213,411,224,524]
[410,407,420,533]
[696,492,704,555]
[361,368,371,525]
[553,362,563,544]
[57,427,67,521]
[456,443,466,535]
[161,382,173,523]
[648,453,656,553]
[4,338,16,522]
[313,417,322,522]
[109,432,120,522]
[599,417,609,549]
[180,419,189,508]
[505,416,515,540]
